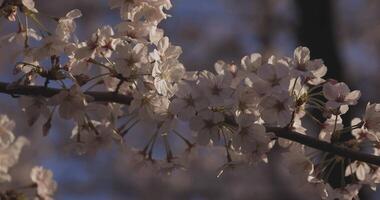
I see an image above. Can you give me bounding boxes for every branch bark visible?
[1,81,380,166]
[0,81,132,105]
[268,127,380,166]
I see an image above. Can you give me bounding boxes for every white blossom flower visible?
[189,110,224,145]
[241,53,262,73]
[49,85,88,121]
[30,166,57,200]
[290,46,327,85]
[345,161,371,181]
[66,56,92,75]
[129,90,167,120]
[114,42,148,78]
[132,2,168,24]
[233,114,270,155]
[152,59,185,96]
[22,0,38,13]
[363,103,380,134]
[351,117,378,142]
[256,62,290,93]
[259,91,294,127]
[109,0,145,21]
[169,82,208,120]
[30,35,67,61]
[198,70,233,107]
[0,136,29,182]
[214,60,244,88]
[149,26,164,44]
[115,21,153,39]
[231,85,260,118]
[56,9,82,41]
[0,115,29,182]
[0,115,15,149]
[109,0,170,23]
[153,97,179,134]
[75,26,120,59]
[150,37,182,62]
[323,81,361,114]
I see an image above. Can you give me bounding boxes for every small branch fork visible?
[1,81,380,166]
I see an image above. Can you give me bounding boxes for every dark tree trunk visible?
[294,0,343,81]
[294,1,370,199]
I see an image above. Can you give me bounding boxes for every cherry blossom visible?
[49,85,88,121]
[189,110,224,145]
[114,42,149,78]
[56,9,82,42]
[30,35,67,61]
[21,0,38,13]
[150,36,182,62]
[290,46,327,85]
[0,115,29,182]
[153,62,184,96]
[231,85,260,118]
[75,26,120,59]
[345,161,371,181]
[30,166,57,200]
[214,60,244,88]
[259,91,294,127]
[351,117,378,142]
[363,103,380,133]
[198,70,233,107]
[323,81,361,113]
[169,82,207,120]
[241,53,262,73]
[256,61,290,93]
[233,114,271,156]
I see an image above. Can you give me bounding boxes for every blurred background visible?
[1,0,380,199]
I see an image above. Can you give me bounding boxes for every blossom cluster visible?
[0,0,380,199]
[0,115,56,199]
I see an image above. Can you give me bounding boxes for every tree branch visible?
[1,81,380,166]
[0,81,132,105]
[268,127,380,166]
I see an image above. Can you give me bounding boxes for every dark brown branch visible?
[1,81,380,166]
[268,127,380,166]
[0,81,132,105]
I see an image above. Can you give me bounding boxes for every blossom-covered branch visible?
[1,80,380,166]
[1,0,380,199]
